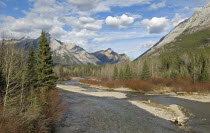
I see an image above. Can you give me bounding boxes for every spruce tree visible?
[36,31,57,89]
[119,68,124,80]
[200,54,209,81]
[112,66,118,80]
[141,60,150,80]
[26,43,37,89]
[124,64,132,80]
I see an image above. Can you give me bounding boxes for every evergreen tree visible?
[124,64,132,80]
[200,54,209,81]
[119,68,124,80]
[26,43,37,89]
[141,60,150,80]
[36,31,57,89]
[112,66,118,80]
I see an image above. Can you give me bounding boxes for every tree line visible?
[0,31,58,132]
[55,50,210,83]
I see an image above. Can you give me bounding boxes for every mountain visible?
[15,33,101,66]
[92,48,130,64]
[135,2,210,60]
[1,33,129,66]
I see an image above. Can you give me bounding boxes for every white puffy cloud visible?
[79,17,95,23]
[149,1,166,10]
[105,14,134,28]
[0,0,104,47]
[141,17,170,34]
[61,16,103,31]
[141,13,186,34]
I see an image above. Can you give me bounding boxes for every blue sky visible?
[0,0,209,60]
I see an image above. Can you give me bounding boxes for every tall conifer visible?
[141,60,150,80]
[112,66,118,80]
[36,31,57,89]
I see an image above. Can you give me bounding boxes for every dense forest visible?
[0,31,62,133]
[54,48,210,93]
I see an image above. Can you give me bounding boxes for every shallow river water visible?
[55,79,210,133]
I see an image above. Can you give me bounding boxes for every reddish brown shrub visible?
[80,79,155,93]
[80,78,210,93]
[0,106,24,133]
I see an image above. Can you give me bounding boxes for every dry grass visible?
[79,78,210,93]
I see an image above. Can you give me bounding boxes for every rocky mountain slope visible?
[1,33,129,66]
[93,48,130,64]
[135,2,210,60]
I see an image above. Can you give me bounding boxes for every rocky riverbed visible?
[55,78,210,133]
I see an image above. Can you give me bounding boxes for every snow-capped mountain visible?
[3,33,129,66]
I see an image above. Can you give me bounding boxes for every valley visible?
[55,78,210,133]
[1,0,210,133]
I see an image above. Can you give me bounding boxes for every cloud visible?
[67,0,151,15]
[184,6,190,11]
[141,17,170,34]
[193,7,202,12]
[141,13,186,34]
[60,16,103,31]
[139,41,155,48]
[149,1,166,10]
[105,14,134,28]
[0,1,6,8]
[69,0,97,11]
[93,37,112,43]
[0,0,103,46]
[171,13,186,27]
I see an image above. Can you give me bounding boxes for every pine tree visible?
[124,64,132,80]
[26,43,37,89]
[200,54,209,81]
[112,66,118,80]
[141,60,150,80]
[119,68,124,80]
[36,31,57,90]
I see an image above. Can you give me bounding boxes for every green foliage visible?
[141,60,150,80]
[124,64,132,80]
[199,53,209,81]
[26,43,37,88]
[119,68,124,80]
[0,31,61,133]
[36,31,57,89]
[112,66,118,80]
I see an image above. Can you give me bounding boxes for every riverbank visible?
[56,79,210,133]
[79,79,210,103]
[57,83,188,128]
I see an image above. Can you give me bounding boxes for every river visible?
[55,78,210,133]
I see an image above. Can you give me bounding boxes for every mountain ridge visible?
[135,2,210,60]
[1,33,129,66]
[93,48,130,64]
